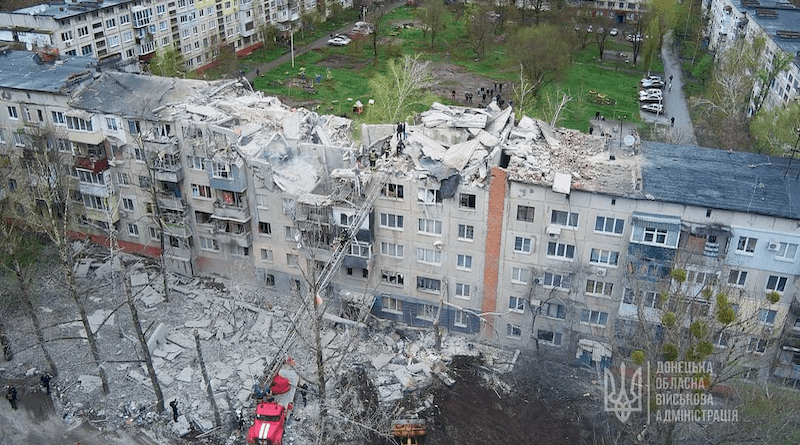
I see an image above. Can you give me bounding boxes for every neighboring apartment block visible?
[707,0,800,113]
[3,50,800,384]
[0,0,345,72]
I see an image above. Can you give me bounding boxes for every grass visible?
[236,6,663,131]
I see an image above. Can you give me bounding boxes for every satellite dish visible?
[624,135,635,147]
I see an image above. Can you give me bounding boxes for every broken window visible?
[459,193,476,209]
[416,276,441,293]
[260,249,273,262]
[418,304,437,320]
[381,183,404,199]
[381,270,404,285]
[212,162,230,179]
[199,237,219,251]
[516,205,535,222]
[537,330,562,346]
[191,183,212,198]
[551,210,579,227]
[728,269,747,286]
[417,187,441,204]
[259,222,272,235]
[265,274,275,286]
[506,324,522,338]
[195,211,212,224]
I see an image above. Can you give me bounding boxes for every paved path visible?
[645,30,697,145]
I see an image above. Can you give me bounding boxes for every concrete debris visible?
[78,374,103,393]
[176,367,193,383]
[371,353,394,370]
[184,319,211,328]
[130,272,150,288]
[172,414,192,437]
[138,285,164,308]
[75,259,93,278]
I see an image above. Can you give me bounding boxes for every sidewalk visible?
[658,30,697,145]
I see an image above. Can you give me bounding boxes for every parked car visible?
[627,33,644,42]
[641,79,665,89]
[351,21,374,35]
[639,94,663,103]
[327,34,351,46]
[641,88,662,96]
[609,27,619,36]
[587,25,593,33]
[597,27,605,34]
[641,75,663,83]
[574,24,581,31]
[641,103,664,114]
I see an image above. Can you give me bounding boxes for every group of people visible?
[4,373,52,411]
[456,82,510,108]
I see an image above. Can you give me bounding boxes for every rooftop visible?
[0,50,95,93]
[12,0,132,21]
[733,0,800,68]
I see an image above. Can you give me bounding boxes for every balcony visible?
[153,163,184,183]
[164,221,192,238]
[85,206,120,223]
[212,201,251,222]
[74,155,108,173]
[157,192,185,211]
[79,181,112,198]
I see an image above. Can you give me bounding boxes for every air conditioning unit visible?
[768,242,779,251]
[596,268,607,277]
[533,278,542,284]
[530,299,542,307]
[546,225,561,238]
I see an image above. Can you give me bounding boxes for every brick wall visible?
[480,167,507,340]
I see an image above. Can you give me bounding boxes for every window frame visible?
[546,241,576,260]
[595,215,624,234]
[516,205,535,222]
[550,210,579,227]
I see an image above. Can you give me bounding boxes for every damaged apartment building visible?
[4,50,800,384]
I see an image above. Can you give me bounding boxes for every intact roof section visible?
[13,0,132,21]
[641,141,800,220]
[69,71,212,120]
[0,50,95,93]
[733,0,800,68]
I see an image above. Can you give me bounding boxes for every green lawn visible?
[237,6,663,131]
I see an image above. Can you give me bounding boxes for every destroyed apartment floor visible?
[0,248,605,445]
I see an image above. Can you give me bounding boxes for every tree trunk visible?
[123,262,165,412]
[14,260,58,376]
[65,251,109,394]
[0,318,12,362]
[314,303,327,417]
[194,329,221,427]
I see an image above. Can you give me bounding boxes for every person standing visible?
[670,117,675,127]
[170,399,179,422]
[6,386,18,410]
[298,383,308,407]
[40,374,51,396]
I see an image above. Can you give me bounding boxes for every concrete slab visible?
[377,383,403,403]
[147,323,169,353]
[130,273,150,287]
[78,374,103,393]
[176,367,193,383]
[185,319,211,328]
[371,353,394,370]
[172,415,191,436]
[139,286,164,308]
[87,309,114,335]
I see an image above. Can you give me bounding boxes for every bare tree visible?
[416,0,446,48]
[465,0,493,60]
[367,54,438,123]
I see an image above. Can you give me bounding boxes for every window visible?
[728,270,748,286]
[12,133,24,147]
[61,30,73,42]
[381,183,404,199]
[128,120,140,135]
[81,44,93,56]
[149,227,161,240]
[106,17,117,28]
[736,236,757,253]
[260,248,273,262]
[514,237,532,253]
[516,205,535,222]
[417,304,437,320]
[83,195,107,210]
[758,309,777,325]
[191,183,212,198]
[416,248,442,265]
[258,222,272,235]
[107,36,119,47]
[382,295,403,313]
[580,309,609,327]
[284,226,296,240]
[123,31,133,42]
[122,198,134,211]
[454,310,467,327]
[542,303,566,320]
[456,254,472,270]
[509,296,525,313]
[551,210,579,227]
[77,170,105,185]
[511,267,529,284]
[537,330,562,346]
[416,276,441,293]
[286,253,299,267]
[459,193,476,209]
[380,242,404,258]
[211,162,230,179]
[105,117,119,130]
[543,272,570,289]
[381,270,405,286]
[127,223,139,236]
[7,106,18,119]
[458,224,474,241]
[66,116,93,131]
[231,245,250,257]
[380,213,403,229]
[766,275,788,293]
[644,227,668,245]
[595,216,624,234]
[686,270,718,286]
[506,324,522,338]
[455,283,471,299]
[120,14,130,25]
[748,337,769,354]
[715,332,730,348]
[78,26,89,37]
[348,243,371,258]
[157,4,166,14]
[589,248,619,266]
[417,188,441,204]
[585,280,613,296]
[200,237,219,251]
[188,156,205,170]
[51,111,65,125]
[418,218,443,235]
[547,242,575,259]
[776,242,798,260]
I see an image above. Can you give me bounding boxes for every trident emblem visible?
[604,363,643,423]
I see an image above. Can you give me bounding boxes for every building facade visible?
[2,51,800,384]
[0,0,346,72]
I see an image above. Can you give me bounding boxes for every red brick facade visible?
[480,167,507,340]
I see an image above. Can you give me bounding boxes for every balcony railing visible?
[74,155,109,173]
